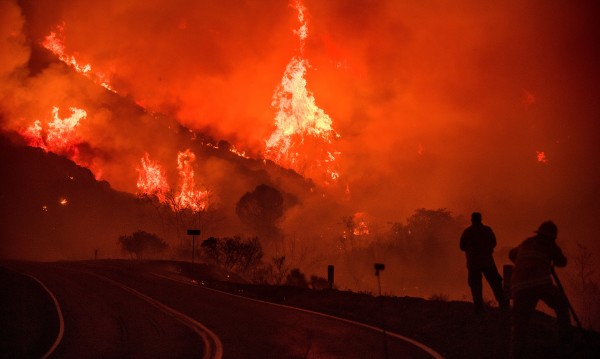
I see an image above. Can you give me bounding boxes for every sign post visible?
[187,229,201,265]
[374,263,388,359]
[327,265,334,289]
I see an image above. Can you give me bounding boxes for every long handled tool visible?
[550,266,589,343]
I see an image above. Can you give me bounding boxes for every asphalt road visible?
[5,261,439,358]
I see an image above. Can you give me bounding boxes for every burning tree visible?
[136,149,218,254]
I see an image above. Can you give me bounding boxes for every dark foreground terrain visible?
[179,262,600,358]
[2,260,599,358]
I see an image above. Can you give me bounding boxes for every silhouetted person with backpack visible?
[460,212,508,314]
[508,221,571,358]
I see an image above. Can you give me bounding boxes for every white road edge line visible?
[154,274,444,359]
[87,272,223,359]
[21,272,65,359]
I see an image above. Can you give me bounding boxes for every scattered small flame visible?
[536,150,548,164]
[59,198,68,206]
[228,145,249,159]
[352,212,370,236]
[522,89,536,108]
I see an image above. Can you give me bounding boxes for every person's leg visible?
[539,285,572,343]
[510,289,538,359]
[468,268,484,313]
[482,263,507,309]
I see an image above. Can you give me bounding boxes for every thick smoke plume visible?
[1,0,600,306]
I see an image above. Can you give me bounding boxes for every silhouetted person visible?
[508,221,571,358]
[460,212,507,313]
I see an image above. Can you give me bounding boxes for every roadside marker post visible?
[374,263,388,359]
[328,265,334,289]
[187,229,201,265]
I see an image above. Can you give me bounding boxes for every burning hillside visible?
[1,0,600,305]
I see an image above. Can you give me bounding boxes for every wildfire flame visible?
[265,0,341,185]
[32,1,340,219]
[352,212,370,236]
[20,106,87,164]
[175,149,209,212]
[136,153,169,202]
[42,23,114,91]
[136,150,209,212]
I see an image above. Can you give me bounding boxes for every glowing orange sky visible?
[1,0,599,251]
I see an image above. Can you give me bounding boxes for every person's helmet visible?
[471,212,482,223]
[535,221,558,239]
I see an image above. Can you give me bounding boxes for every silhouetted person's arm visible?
[460,229,470,251]
[551,244,567,267]
[488,227,497,249]
[508,246,519,263]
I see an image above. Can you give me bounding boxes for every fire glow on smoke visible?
[265,0,341,185]
[31,0,341,212]
[42,22,114,91]
[6,0,594,250]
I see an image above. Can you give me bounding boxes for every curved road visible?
[9,261,440,358]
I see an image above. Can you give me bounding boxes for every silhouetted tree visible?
[569,243,600,330]
[236,184,284,240]
[310,275,330,290]
[270,256,288,285]
[200,237,221,265]
[391,208,466,294]
[285,268,308,288]
[200,236,263,273]
[118,230,168,259]
[252,256,290,285]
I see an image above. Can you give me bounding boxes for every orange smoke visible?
[1,0,598,257]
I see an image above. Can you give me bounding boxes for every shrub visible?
[285,268,308,288]
[200,236,263,273]
[310,275,330,290]
[118,230,168,259]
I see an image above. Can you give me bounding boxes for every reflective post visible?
[187,229,201,264]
